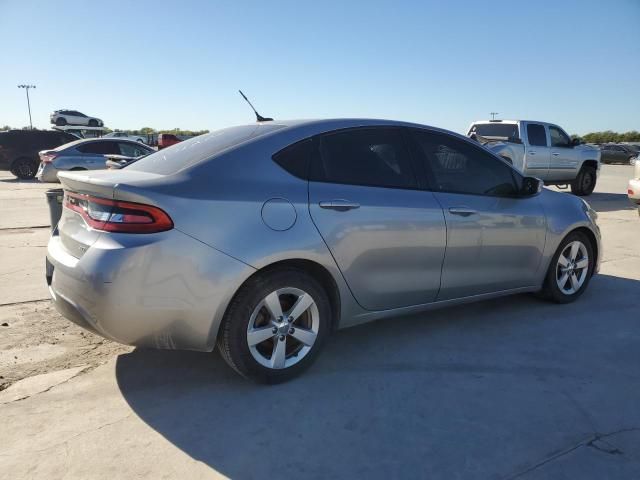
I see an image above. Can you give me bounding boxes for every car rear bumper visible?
[628,179,640,202]
[46,228,255,351]
[37,163,61,182]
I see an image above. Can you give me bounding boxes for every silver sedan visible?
[37,138,154,182]
[46,119,601,383]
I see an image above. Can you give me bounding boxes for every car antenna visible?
[238,90,273,122]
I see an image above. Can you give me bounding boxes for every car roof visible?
[53,137,148,150]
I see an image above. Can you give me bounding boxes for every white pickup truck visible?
[468,120,601,196]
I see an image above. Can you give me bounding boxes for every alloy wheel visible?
[246,287,319,369]
[556,240,589,295]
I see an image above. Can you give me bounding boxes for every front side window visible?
[119,142,151,157]
[549,126,570,147]
[411,129,519,197]
[314,128,417,189]
[526,124,548,147]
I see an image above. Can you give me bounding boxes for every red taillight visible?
[41,153,58,163]
[63,192,173,233]
[629,189,635,195]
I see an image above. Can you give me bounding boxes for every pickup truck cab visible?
[468,120,600,196]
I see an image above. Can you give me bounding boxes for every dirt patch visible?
[0,300,131,391]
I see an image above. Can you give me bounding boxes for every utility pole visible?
[490,112,499,121]
[18,84,36,129]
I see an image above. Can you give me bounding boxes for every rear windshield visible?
[468,123,520,140]
[129,124,286,175]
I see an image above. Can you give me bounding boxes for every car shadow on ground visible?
[0,177,39,184]
[585,192,635,213]
[115,273,640,479]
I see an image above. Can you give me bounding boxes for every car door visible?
[75,141,120,169]
[408,128,547,301]
[548,125,580,181]
[308,127,447,311]
[64,111,80,125]
[522,122,551,180]
[610,146,626,163]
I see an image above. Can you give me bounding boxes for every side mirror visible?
[571,138,582,146]
[521,176,543,196]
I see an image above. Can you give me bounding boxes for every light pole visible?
[490,112,499,121]
[18,84,36,129]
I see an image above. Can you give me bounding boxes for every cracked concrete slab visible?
[0,366,86,403]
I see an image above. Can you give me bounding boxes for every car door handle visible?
[529,151,536,156]
[448,207,477,216]
[319,200,360,211]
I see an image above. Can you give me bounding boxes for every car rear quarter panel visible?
[111,134,366,330]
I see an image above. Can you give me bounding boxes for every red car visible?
[157,133,182,149]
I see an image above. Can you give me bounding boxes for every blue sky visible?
[1,0,638,135]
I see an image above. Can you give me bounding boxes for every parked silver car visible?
[46,119,601,383]
[37,138,154,182]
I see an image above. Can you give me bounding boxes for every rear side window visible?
[313,128,417,189]
[77,141,120,154]
[0,133,13,147]
[272,139,313,179]
[469,123,519,140]
[527,124,547,147]
[130,124,286,175]
[411,129,519,197]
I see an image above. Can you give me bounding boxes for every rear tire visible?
[217,268,331,383]
[10,157,37,179]
[540,231,595,303]
[570,166,596,196]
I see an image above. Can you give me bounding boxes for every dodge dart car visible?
[46,119,601,383]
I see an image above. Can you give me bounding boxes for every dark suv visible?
[0,130,78,179]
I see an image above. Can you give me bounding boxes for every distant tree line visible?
[2,124,638,144]
[108,127,210,137]
[0,125,210,136]
[572,131,640,144]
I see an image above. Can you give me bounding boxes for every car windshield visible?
[129,123,286,175]
[469,123,520,140]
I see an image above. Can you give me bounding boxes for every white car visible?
[50,110,104,127]
[628,160,640,215]
[104,132,146,143]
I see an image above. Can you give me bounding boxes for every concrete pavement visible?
[1,166,639,479]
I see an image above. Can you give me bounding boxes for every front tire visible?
[55,117,67,126]
[570,166,596,196]
[217,268,331,383]
[541,231,595,303]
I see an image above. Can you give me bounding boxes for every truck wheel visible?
[10,157,38,179]
[570,166,596,196]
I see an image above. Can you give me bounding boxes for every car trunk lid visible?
[56,170,168,258]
